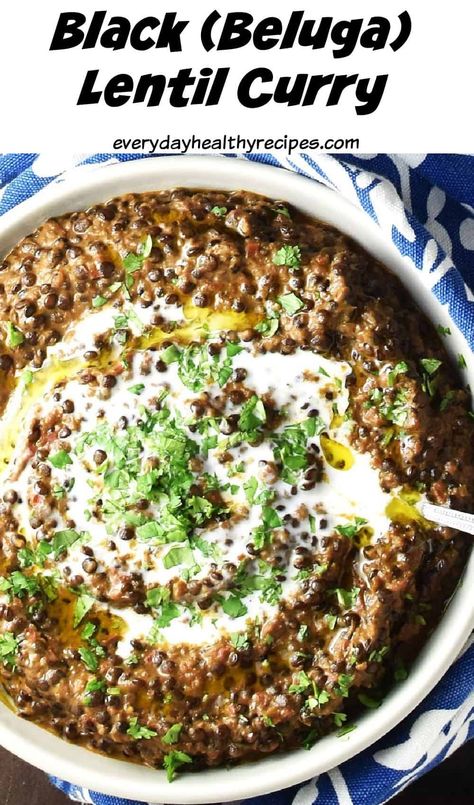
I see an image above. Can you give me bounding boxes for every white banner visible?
[0,0,472,152]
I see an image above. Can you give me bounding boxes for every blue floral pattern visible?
[0,153,473,805]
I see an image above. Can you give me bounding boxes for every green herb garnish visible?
[273,245,301,269]
[162,723,183,745]
[6,322,24,348]
[127,717,158,740]
[278,293,304,316]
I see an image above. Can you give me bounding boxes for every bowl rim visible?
[0,155,473,804]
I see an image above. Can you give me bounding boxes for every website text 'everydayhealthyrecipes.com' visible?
[111,134,360,156]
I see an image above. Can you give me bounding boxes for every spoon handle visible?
[420,502,474,536]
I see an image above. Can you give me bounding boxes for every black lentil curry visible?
[0,189,471,780]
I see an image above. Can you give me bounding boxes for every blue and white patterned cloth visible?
[0,153,473,805]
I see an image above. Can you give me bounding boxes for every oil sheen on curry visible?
[0,189,472,779]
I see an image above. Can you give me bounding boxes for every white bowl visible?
[0,156,473,803]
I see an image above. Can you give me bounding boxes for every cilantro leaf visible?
[51,529,82,558]
[162,545,195,570]
[161,344,181,364]
[128,384,145,395]
[387,361,408,386]
[273,245,301,269]
[272,418,325,484]
[278,293,304,316]
[211,206,227,217]
[127,717,158,740]
[332,586,360,609]
[289,670,313,694]
[92,295,108,308]
[155,602,181,629]
[238,396,266,432]
[0,633,20,668]
[6,322,24,348]
[219,594,247,619]
[230,632,250,650]
[334,517,368,539]
[163,750,192,782]
[255,316,279,338]
[420,358,442,376]
[162,723,183,745]
[73,593,95,628]
[49,449,73,469]
[78,647,99,672]
[437,324,451,336]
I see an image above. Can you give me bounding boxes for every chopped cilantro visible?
[458,354,467,369]
[0,571,40,600]
[92,295,108,308]
[0,633,20,668]
[273,245,302,269]
[191,535,220,560]
[73,592,95,628]
[17,547,35,569]
[123,235,153,294]
[6,322,24,348]
[273,206,291,218]
[238,395,267,432]
[127,717,158,740]
[226,342,244,357]
[255,313,279,338]
[162,723,183,745]
[51,529,82,558]
[440,390,455,411]
[22,369,34,386]
[394,661,408,681]
[297,625,309,642]
[49,449,73,469]
[307,688,330,709]
[369,646,390,663]
[218,594,247,619]
[302,728,319,749]
[146,586,169,609]
[230,632,250,650]
[164,342,238,393]
[332,586,360,609]
[243,476,273,506]
[162,545,195,570]
[437,324,451,336]
[334,517,368,539]
[161,344,181,364]
[252,505,282,551]
[128,383,145,395]
[420,357,442,376]
[334,673,354,698]
[387,361,408,386]
[155,602,181,629]
[163,750,192,782]
[337,723,357,737]
[211,205,227,217]
[289,670,313,694]
[358,692,381,709]
[83,677,106,705]
[272,417,324,484]
[78,647,99,672]
[380,389,410,426]
[278,293,304,316]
